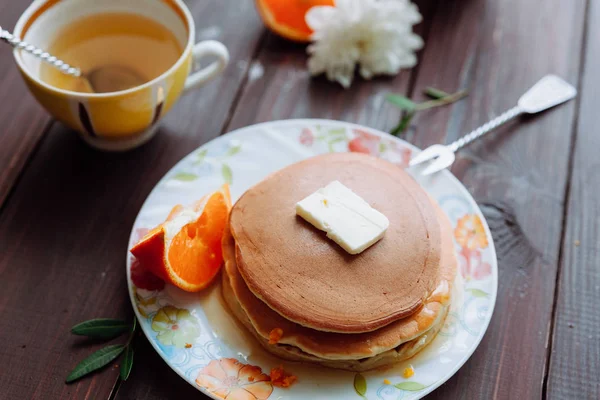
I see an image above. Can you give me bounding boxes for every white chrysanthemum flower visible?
[306,0,423,88]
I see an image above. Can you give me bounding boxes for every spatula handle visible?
[448,106,523,152]
[0,26,80,77]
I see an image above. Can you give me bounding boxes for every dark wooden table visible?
[1,0,597,398]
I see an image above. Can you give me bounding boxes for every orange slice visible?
[255,0,335,42]
[130,185,231,292]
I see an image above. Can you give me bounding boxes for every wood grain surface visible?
[408,0,587,398]
[0,0,263,399]
[547,0,598,397]
[0,0,597,398]
[0,1,52,209]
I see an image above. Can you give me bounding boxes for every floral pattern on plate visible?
[151,306,201,348]
[127,119,497,400]
[196,358,274,400]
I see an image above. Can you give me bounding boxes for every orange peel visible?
[130,184,231,292]
[255,0,335,42]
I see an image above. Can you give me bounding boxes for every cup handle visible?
[183,40,229,93]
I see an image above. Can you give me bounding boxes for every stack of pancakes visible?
[222,153,457,371]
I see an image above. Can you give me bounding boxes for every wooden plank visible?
[0,1,264,399]
[0,1,53,208]
[547,0,599,397]
[408,0,587,399]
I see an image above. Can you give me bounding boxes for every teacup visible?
[12,0,229,151]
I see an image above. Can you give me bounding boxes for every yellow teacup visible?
[13,0,229,151]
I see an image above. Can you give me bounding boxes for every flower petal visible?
[306,0,423,88]
[156,330,174,346]
[305,6,337,32]
[199,359,228,381]
[172,329,196,348]
[405,33,424,50]
[242,381,274,400]
[473,262,492,280]
[151,320,169,332]
[225,387,256,400]
[458,250,470,279]
[152,308,171,325]
[348,138,370,154]
[220,358,244,378]
[238,365,267,383]
[213,386,232,399]
[299,128,314,146]
[176,308,192,322]
[196,372,227,393]
[164,306,179,323]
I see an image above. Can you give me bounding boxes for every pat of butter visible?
[296,181,389,255]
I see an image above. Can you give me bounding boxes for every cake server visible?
[410,75,577,176]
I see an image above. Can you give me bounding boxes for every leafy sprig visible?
[66,317,137,383]
[387,87,468,136]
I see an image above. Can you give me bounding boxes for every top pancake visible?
[229,153,442,333]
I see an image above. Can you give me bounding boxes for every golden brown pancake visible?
[222,272,449,372]
[222,199,456,366]
[229,153,442,333]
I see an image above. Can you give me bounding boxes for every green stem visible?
[125,318,138,347]
[390,111,415,137]
[424,87,450,99]
[415,89,468,111]
[390,123,404,137]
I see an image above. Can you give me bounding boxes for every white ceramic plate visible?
[127,119,498,400]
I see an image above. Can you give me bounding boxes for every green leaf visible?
[467,288,489,298]
[71,319,130,340]
[386,94,416,111]
[390,112,415,136]
[328,128,347,137]
[394,381,428,391]
[193,149,208,165]
[172,172,198,182]
[131,317,137,333]
[197,149,208,160]
[226,145,242,157]
[66,344,125,383]
[353,373,367,397]
[120,346,134,381]
[378,142,387,153]
[424,87,450,99]
[221,164,233,185]
[328,137,346,152]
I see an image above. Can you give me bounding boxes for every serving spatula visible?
[409,75,577,176]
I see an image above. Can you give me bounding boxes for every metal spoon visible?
[409,75,577,176]
[1,26,145,93]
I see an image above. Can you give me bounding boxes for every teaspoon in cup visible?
[1,26,145,94]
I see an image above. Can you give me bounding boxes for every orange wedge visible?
[255,0,335,42]
[130,185,231,292]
